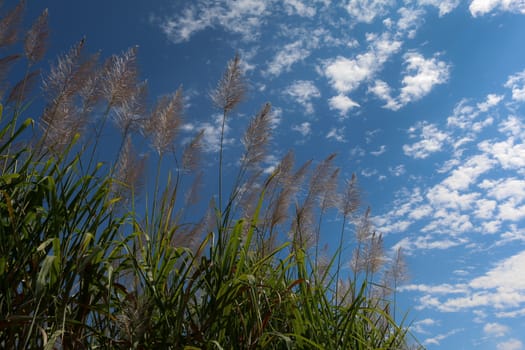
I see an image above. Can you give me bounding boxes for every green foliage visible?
[0,2,423,348]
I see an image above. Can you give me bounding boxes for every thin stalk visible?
[335,214,348,305]
[217,109,227,252]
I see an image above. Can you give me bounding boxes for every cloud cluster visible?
[470,0,525,17]
[285,80,321,114]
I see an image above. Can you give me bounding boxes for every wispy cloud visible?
[284,0,317,17]
[505,69,525,101]
[424,329,463,346]
[370,145,387,156]
[157,0,270,43]
[497,339,523,350]
[292,121,311,137]
[402,250,525,314]
[403,122,450,159]
[484,322,509,337]
[285,80,321,114]
[328,94,360,117]
[470,0,525,17]
[371,52,450,110]
[266,40,311,77]
[398,52,450,105]
[417,0,460,16]
[323,32,402,93]
[326,127,347,142]
[345,0,394,23]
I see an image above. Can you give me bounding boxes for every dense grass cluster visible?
[0,2,422,349]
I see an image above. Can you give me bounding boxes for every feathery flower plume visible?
[41,39,97,149]
[241,102,272,169]
[5,68,39,105]
[383,247,408,292]
[0,54,21,97]
[367,232,384,274]
[102,46,139,108]
[340,173,360,217]
[77,53,103,115]
[310,153,337,197]
[144,86,184,155]
[113,80,147,136]
[291,154,338,249]
[24,8,48,64]
[40,99,84,152]
[211,53,246,113]
[184,171,203,206]
[270,156,311,229]
[351,231,384,275]
[319,168,340,212]
[113,135,146,205]
[0,0,25,48]
[43,39,88,99]
[182,129,204,171]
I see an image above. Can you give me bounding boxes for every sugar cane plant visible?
[0,2,423,349]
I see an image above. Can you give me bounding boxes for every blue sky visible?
[14,0,525,348]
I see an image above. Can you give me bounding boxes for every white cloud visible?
[480,178,525,202]
[361,168,378,177]
[394,235,465,253]
[412,318,437,334]
[407,250,525,312]
[389,164,406,176]
[403,122,450,159]
[499,115,525,138]
[270,106,283,128]
[479,138,525,170]
[505,69,525,101]
[474,199,497,219]
[326,127,347,142]
[396,7,425,38]
[285,80,321,114]
[435,0,461,15]
[441,154,495,190]
[284,0,316,17]
[417,0,460,16]
[158,0,269,43]
[427,185,479,210]
[292,122,311,137]
[328,94,360,116]
[424,329,463,346]
[445,96,498,135]
[483,322,509,337]
[497,339,523,350]
[350,146,366,157]
[371,52,450,109]
[266,40,311,76]
[370,145,387,156]
[369,79,401,110]
[323,32,402,94]
[470,0,525,17]
[398,52,450,105]
[345,0,394,23]
[477,93,504,112]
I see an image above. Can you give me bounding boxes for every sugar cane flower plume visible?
[211,53,246,113]
[0,0,25,48]
[101,46,139,109]
[40,39,100,152]
[24,8,48,64]
[143,86,184,156]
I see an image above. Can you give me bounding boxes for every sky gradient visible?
[13,0,525,348]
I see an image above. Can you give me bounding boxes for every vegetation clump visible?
[0,2,421,349]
